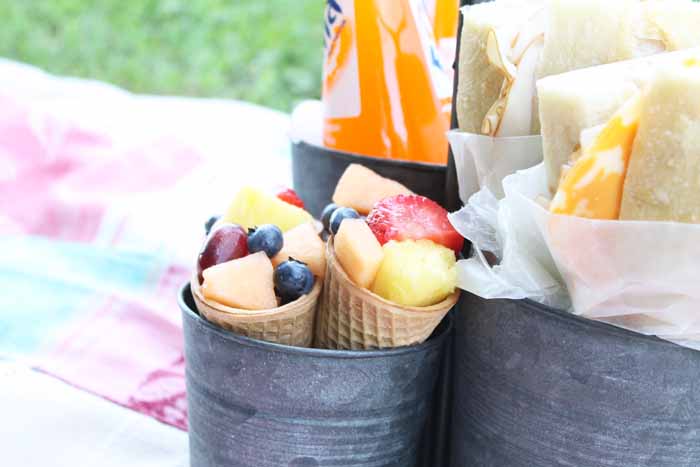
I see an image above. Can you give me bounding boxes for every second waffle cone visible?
[315,240,459,350]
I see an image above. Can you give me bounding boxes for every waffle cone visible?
[316,240,459,350]
[190,274,320,347]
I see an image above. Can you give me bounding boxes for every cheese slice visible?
[550,92,642,219]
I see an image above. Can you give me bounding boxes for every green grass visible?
[0,0,323,112]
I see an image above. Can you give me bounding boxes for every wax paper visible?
[451,159,700,350]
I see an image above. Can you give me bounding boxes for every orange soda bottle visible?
[322,0,456,165]
[430,0,460,68]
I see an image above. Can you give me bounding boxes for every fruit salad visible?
[196,187,325,310]
[324,164,463,307]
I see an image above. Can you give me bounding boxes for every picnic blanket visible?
[0,58,292,462]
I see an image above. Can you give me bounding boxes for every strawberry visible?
[276,188,305,209]
[366,194,464,253]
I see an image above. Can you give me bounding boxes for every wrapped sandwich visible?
[538,49,697,193]
[456,0,700,138]
[549,55,700,222]
[450,52,700,349]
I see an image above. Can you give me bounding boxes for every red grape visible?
[197,224,248,284]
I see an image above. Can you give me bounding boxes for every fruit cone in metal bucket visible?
[316,239,459,350]
[192,187,325,348]
[315,164,462,350]
[191,274,320,347]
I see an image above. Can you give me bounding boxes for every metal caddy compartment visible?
[447,0,700,466]
[291,140,448,217]
[180,284,454,467]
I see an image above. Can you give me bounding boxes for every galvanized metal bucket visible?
[449,293,700,466]
[447,2,700,463]
[179,283,453,467]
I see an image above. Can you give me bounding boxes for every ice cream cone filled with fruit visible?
[191,187,325,347]
[316,165,462,350]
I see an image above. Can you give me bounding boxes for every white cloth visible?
[0,58,295,465]
[0,362,189,467]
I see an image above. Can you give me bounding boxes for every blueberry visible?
[320,203,339,232]
[204,215,220,235]
[274,259,315,304]
[247,224,284,257]
[329,207,360,235]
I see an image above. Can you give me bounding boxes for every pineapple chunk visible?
[334,218,384,289]
[371,240,457,307]
[272,222,327,279]
[201,252,277,310]
[224,187,313,232]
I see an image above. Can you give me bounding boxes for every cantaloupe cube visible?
[201,252,277,310]
[332,164,413,215]
[334,218,384,289]
[272,222,327,279]
[224,187,313,232]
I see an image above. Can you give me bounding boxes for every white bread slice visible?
[456,0,543,133]
[537,0,642,79]
[456,2,508,134]
[646,0,700,51]
[537,49,700,193]
[538,61,647,193]
[539,0,700,78]
[620,61,700,222]
[457,0,700,138]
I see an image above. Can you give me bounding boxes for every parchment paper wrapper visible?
[447,130,543,202]
[447,129,566,307]
[451,162,700,350]
[449,163,569,309]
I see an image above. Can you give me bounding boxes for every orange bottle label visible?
[323,0,360,119]
[432,0,459,44]
[322,0,455,165]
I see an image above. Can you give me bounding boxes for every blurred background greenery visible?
[0,0,323,112]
